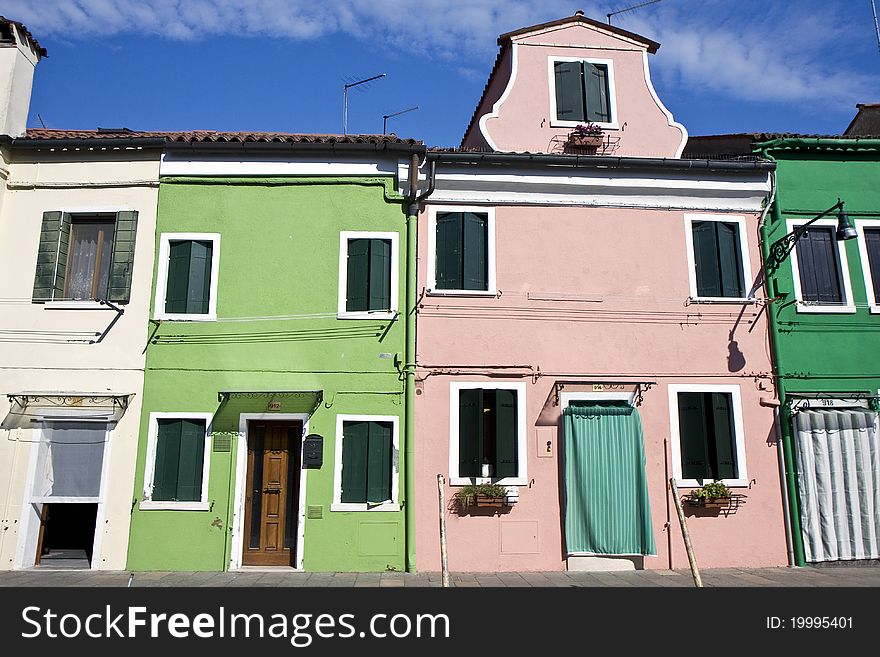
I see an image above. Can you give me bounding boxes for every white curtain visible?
[794,409,880,562]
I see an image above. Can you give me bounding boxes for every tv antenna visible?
[872,0,880,53]
[343,73,386,135]
[383,106,419,134]
[607,0,663,24]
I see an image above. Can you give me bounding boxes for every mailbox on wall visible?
[302,434,323,468]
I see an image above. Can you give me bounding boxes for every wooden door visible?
[242,422,302,566]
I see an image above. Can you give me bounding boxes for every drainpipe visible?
[758,151,806,566]
[403,154,435,572]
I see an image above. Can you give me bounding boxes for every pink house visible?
[413,13,789,572]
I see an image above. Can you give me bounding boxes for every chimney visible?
[0,16,46,138]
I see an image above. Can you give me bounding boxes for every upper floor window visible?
[856,221,880,313]
[32,210,139,304]
[685,215,751,300]
[337,231,399,319]
[428,208,496,295]
[154,233,221,321]
[550,58,616,127]
[788,219,855,314]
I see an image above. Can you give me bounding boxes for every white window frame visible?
[337,231,399,320]
[426,205,497,296]
[547,56,619,130]
[153,232,221,321]
[331,414,400,512]
[141,412,213,511]
[786,218,856,314]
[855,219,880,314]
[448,381,529,486]
[667,384,749,488]
[683,214,754,302]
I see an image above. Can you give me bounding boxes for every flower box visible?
[474,495,505,508]
[567,133,603,148]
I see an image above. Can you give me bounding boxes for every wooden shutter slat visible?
[368,239,392,311]
[709,393,737,480]
[165,240,192,313]
[677,392,710,480]
[107,210,138,303]
[153,419,182,501]
[187,240,213,314]
[435,212,463,290]
[346,238,370,312]
[462,213,488,291]
[458,389,483,478]
[341,421,368,503]
[32,211,68,302]
[176,419,205,502]
[493,389,518,478]
[554,61,585,122]
[366,421,393,503]
[692,221,722,297]
[584,62,611,123]
[716,222,745,297]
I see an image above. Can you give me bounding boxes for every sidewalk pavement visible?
[2,565,880,587]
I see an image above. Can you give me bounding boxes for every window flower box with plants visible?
[454,483,509,508]
[686,481,733,509]
[566,122,604,148]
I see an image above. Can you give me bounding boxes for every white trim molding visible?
[140,412,213,511]
[641,51,688,158]
[667,384,749,488]
[785,218,856,314]
[153,232,221,321]
[448,381,529,486]
[426,205,497,296]
[855,219,880,313]
[337,230,400,320]
[478,42,520,151]
[331,414,401,512]
[547,55,619,130]
[683,213,754,302]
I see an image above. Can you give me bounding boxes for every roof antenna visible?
[607,0,663,24]
[37,114,46,128]
[383,106,419,134]
[872,0,880,54]
[343,73,386,135]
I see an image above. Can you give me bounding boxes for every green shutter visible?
[554,61,585,122]
[341,421,368,503]
[494,389,518,478]
[435,212,463,290]
[107,210,138,303]
[463,213,488,291]
[32,211,70,302]
[716,222,744,298]
[368,239,392,311]
[187,240,213,314]
[175,419,205,502]
[165,240,192,313]
[709,393,737,479]
[693,221,722,297]
[677,392,710,480]
[458,389,483,478]
[153,419,182,501]
[346,238,370,312]
[584,62,611,123]
[366,421,393,503]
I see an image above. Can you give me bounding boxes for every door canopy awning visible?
[216,390,323,415]
[3,392,133,429]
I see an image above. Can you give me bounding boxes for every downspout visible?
[758,151,806,566]
[404,153,435,572]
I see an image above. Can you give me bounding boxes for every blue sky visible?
[4,0,879,147]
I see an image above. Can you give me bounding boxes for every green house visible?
[126,134,424,572]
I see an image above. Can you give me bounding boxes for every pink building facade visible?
[413,13,789,572]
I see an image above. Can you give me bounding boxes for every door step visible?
[567,555,641,572]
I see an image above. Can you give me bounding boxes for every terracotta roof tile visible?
[23,128,421,145]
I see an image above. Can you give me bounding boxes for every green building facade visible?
[126,138,422,571]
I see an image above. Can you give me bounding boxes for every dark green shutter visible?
[463,213,488,291]
[677,392,710,480]
[176,419,205,502]
[436,212,463,290]
[368,239,392,311]
[494,389,518,478]
[346,239,370,312]
[32,211,70,302]
[107,211,138,303]
[341,421,368,503]
[458,389,483,477]
[716,222,744,297]
[693,221,722,297]
[187,240,213,314]
[554,61,585,122]
[709,393,736,479]
[584,62,611,123]
[165,240,192,313]
[865,229,880,303]
[366,422,393,503]
[153,419,182,501]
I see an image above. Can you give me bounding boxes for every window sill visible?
[794,303,857,314]
[152,313,217,322]
[550,119,619,131]
[42,300,112,310]
[139,500,210,511]
[674,478,749,489]
[330,502,399,512]
[450,476,528,487]
[688,297,757,305]
[336,311,397,321]
[869,305,880,314]
[426,289,498,297]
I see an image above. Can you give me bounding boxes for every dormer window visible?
[550,57,617,128]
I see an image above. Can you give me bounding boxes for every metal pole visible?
[669,478,703,587]
[343,87,349,135]
[438,474,450,587]
[872,0,880,54]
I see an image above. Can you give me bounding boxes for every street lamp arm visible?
[768,199,850,270]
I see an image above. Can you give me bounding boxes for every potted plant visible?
[455,482,509,508]
[566,122,604,148]
[687,481,732,509]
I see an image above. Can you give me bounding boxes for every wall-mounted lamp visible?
[768,198,856,270]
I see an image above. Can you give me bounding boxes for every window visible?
[550,57,616,126]
[787,218,855,313]
[428,206,496,295]
[142,413,212,510]
[856,221,880,312]
[32,210,139,303]
[332,415,399,511]
[337,231,399,319]
[32,422,108,503]
[668,385,748,487]
[449,382,528,485]
[154,233,220,320]
[685,215,751,300]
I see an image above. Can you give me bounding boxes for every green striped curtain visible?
[563,403,655,556]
